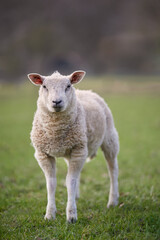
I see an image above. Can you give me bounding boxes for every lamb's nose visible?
[52,100,62,106]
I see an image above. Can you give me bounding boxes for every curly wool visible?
[31,89,119,160]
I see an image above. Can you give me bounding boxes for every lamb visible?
[28,70,119,223]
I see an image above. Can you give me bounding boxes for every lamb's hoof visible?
[107,199,119,208]
[44,211,56,220]
[67,217,77,224]
[67,207,77,223]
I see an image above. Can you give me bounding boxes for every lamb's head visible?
[28,71,86,113]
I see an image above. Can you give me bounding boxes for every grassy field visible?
[0,76,160,239]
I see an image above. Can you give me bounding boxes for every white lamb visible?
[28,70,119,223]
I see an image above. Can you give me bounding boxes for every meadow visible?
[0,76,160,240]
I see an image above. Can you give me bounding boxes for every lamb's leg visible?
[101,131,119,208]
[65,158,80,200]
[75,174,80,199]
[35,151,57,220]
[66,150,86,223]
[106,156,119,207]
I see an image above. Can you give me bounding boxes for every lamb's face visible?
[40,76,73,113]
[28,71,86,113]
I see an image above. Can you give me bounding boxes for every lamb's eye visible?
[43,85,48,91]
[65,85,71,92]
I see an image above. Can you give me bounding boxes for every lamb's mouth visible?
[53,106,63,112]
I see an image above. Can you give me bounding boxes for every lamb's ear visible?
[70,71,86,84]
[27,73,44,86]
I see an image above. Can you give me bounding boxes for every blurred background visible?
[0,0,160,82]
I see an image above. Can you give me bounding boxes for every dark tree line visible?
[0,0,160,82]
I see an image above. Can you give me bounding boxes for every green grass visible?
[0,78,160,239]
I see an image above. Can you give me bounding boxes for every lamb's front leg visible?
[65,158,80,200]
[66,150,87,223]
[35,151,57,220]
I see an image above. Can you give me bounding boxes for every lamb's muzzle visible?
[52,99,62,105]
[52,99,63,112]
[28,70,119,223]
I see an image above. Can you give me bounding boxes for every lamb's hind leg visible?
[101,129,119,208]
